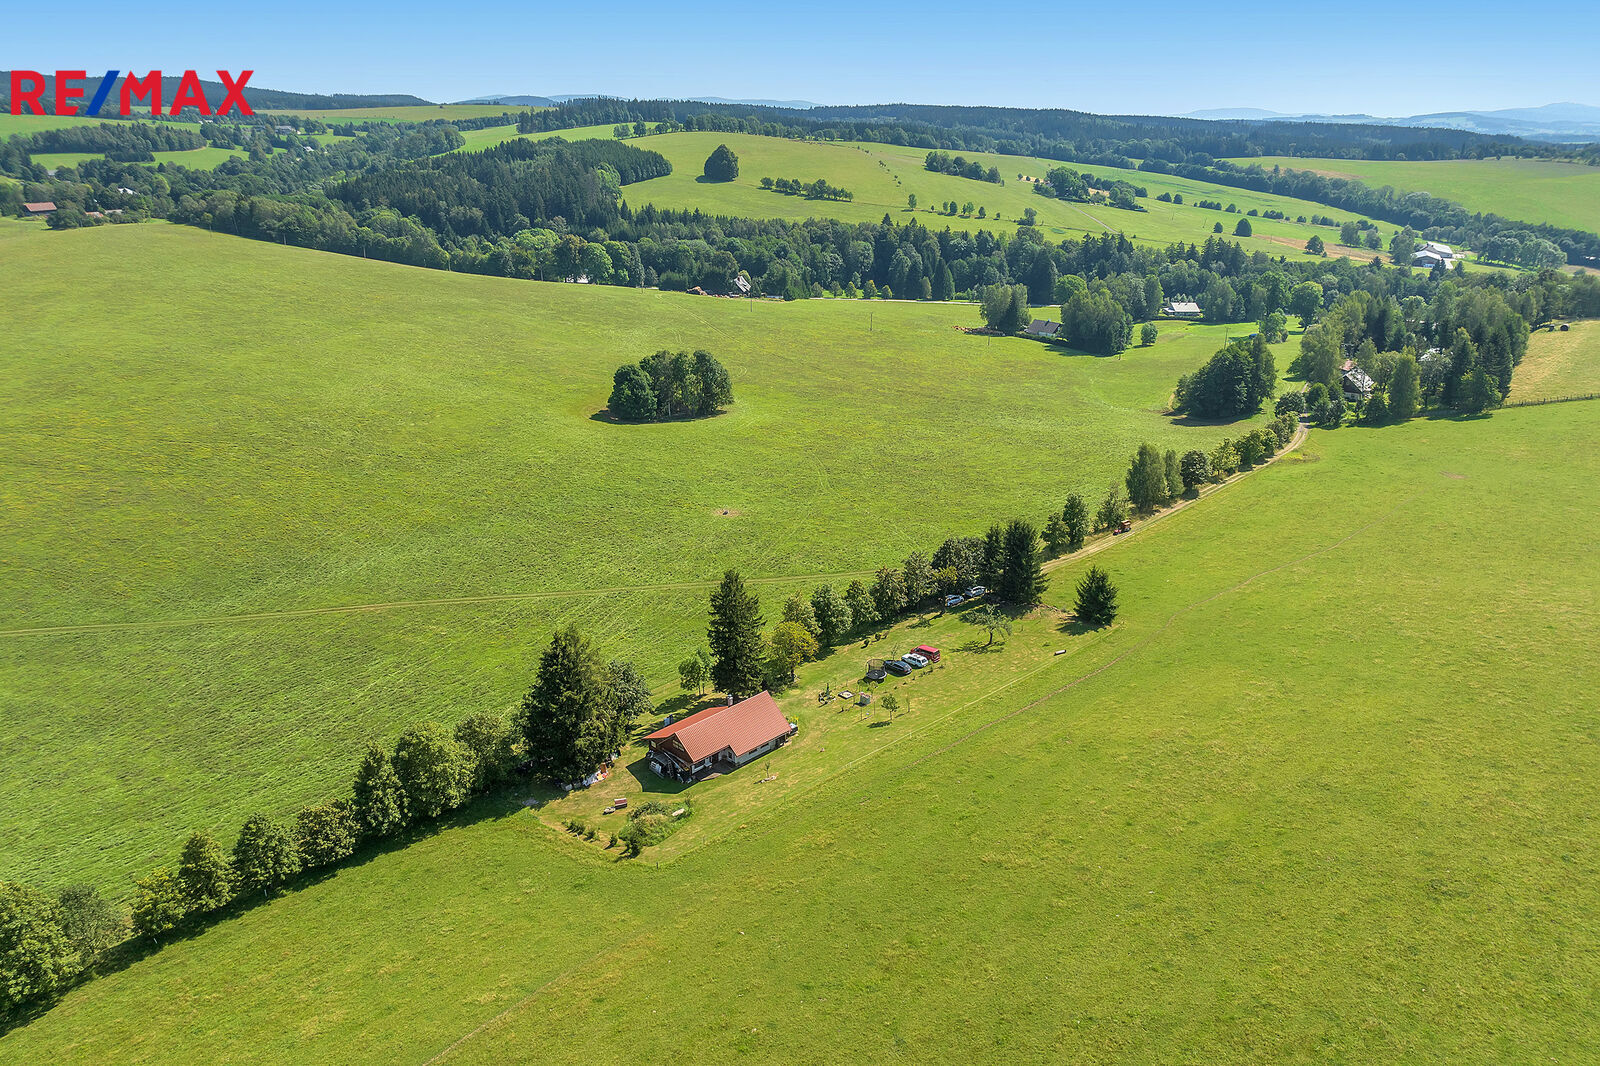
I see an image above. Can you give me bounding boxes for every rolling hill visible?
[4,374,1595,1064]
[0,218,1280,894]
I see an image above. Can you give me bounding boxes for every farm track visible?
[0,422,1308,641]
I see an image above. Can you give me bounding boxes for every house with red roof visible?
[22,202,57,218]
[644,691,796,781]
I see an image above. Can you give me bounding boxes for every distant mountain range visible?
[1183,102,1600,142]
[456,93,820,110]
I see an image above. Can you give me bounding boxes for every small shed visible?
[1023,319,1060,338]
[22,202,57,217]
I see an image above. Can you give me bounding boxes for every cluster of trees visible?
[923,151,1002,183]
[703,144,739,182]
[608,349,733,421]
[760,176,852,201]
[1059,276,1135,354]
[1289,280,1561,415]
[334,137,671,243]
[2,625,656,1017]
[1035,166,1144,211]
[1173,334,1278,419]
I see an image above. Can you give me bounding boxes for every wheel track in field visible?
[0,422,1307,641]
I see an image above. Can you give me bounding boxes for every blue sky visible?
[8,0,1596,115]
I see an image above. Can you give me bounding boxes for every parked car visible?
[944,594,966,607]
[885,659,913,676]
[967,586,987,598]
[1113,520,1132,535]
[914,644,941,663]
[902,652,929,669]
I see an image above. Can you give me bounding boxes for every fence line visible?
[1502,392,1600,409]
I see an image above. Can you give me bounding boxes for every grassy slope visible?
[1227,156,1600,235]
[529,129,1401,254]
[1513,319,1600,400]
[7,400,1597,1064]
[0,220,1275,892]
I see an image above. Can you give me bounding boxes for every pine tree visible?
[980,524,1006,588]
[707,570,767,698]
[519,626,622,781]
[177,830,235,913]
[1074,566,1119,628]
[1001,519,1045,604]
[1044,514,1069,557]
[352,743,408,836]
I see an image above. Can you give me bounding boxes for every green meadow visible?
[1512,319,1600,400]
[457,126,1403,254]
[5,383,1596,1063]
[0,219,1282,894]
[1230,155,1600,235]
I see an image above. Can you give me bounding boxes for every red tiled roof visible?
[645,691,791,762]
[23,202,57,212]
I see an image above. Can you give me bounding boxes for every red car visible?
[914,645,941,663]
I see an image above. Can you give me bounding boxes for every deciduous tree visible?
[232,813,303,898]
[177,830,235,913]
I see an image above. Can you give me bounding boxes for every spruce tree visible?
[1001,519,1046,604]
[1074,566,1119,628]
[519,626,621,781]
[707,570,766,698]
[980,524,1006,588]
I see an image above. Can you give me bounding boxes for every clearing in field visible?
[0,219,1284,894]
[5,394,1596,1064]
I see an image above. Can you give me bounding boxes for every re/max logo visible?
[8,70,254,116]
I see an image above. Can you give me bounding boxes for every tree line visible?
[923,151,1002,183]
[0,632,659,1020]
[760,176,853,201]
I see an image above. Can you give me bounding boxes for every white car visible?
[902,653,930,669]
[967,586,988,598]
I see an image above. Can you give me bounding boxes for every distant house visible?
[1023,318,1060,338]
[273,124,299,135]
[1413,241,1457,269]
[1342,365,1375,400]
[731,275,752,295]
[645,691,797,781]
[22,202,56,218]
[1163,300,1202,318]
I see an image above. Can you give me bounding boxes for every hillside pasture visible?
[1512,319,1600,401]
[0,219,1278,893]
[5,396,1596,1064]
[1227,155,1600,236]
